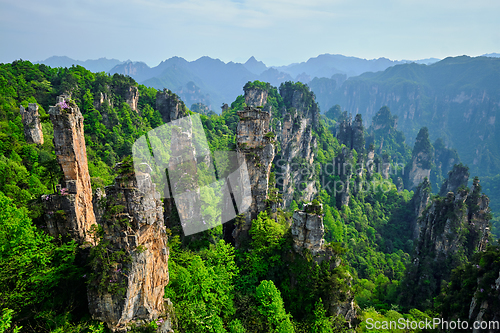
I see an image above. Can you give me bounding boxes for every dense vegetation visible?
[0,61,497,332]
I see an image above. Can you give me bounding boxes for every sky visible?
[0,0,499,67]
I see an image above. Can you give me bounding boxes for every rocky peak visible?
[93,91,113,110]
[43,95,96,244]
[291,203,325,258]
[279,82,319,129]
[244,86,268,108]
[19,103,44,144]
[407,127,433,190]
[410,178,431,239]
[275,83,319,207]
[371,106,397,132]
[156,88,188,123]
[124,86,139,112]
[403,172,491,308]
[336,113,365,155]
[439,164,469,196]
[88,161,171,332]
[233,106,275,246]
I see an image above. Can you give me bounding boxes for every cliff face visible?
[234,106,274,245]
[406,127,433,190]
[336,113,365,155]
[43,95,96,244]
[275,84,319,207]
[404,171,491,308]
[244,87,268,107]
[124,86,139,112]
[439,163,469,196]
[19,103,44,144]
[290,202,358,327]
[410,178,431,239]
[88,164,171,332]
[291,203,325,258]
[156,88,188,123]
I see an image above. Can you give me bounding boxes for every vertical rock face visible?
[275,84,319,207]
[43,96,96,244]
[407,127,433,190]
[88,164,170,332]
[94,91,113,111]
[244,87,268,107]
[234,107,274,245]
[469,269,500,332]
[439,164,469,196]
[336,113,365,154]
[19,103,44,144]
[335,147,354,208]
[156,88,188,123]
[410,178,431,239]
[403,173,491,308]
[291,202,359,327]
[291,203,325,257]
[124,86,139,112]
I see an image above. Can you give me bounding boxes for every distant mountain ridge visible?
[36,56,124,73]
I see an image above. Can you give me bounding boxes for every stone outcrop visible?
[88,162,171,332]
[156,88,188,123]
[334,147,354,208]
[336,113,365,155]
[403,174,491,308]
[410,178,431,239]
[124,86,139,112]
[19,103,44,144]
[407,127,433,190]
[233,107,274,245]
[291,202,359,327]
[244,86,268,107]
[291,203,325,257]
[43,96,96,244]
[94,92,113,111]
[439,164,469,196]
[469,270,500,333]
[275,84,320,207]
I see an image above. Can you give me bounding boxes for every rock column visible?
[20,103,44,144]
[234,107,274,245]
[43,96,96,244]
[88,164,170,332]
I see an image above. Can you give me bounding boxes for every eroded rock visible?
[233,107,274,246]
[156,88,188,123]
[88,164,170,332]
[20,103,44,144]
[43,96,96,244]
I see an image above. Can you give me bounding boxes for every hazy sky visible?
[1,0,499,67]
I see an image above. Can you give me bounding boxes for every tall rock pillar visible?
[20,103,44,144]
[43,96,96,244]
[87,162,170,332]
[234,106,274,245]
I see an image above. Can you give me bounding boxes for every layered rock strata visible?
[125,86,139,112]
[274,85,319,207]
[19,103,44,144]
[404,174,491,308]
[88,164,170,332]
[233,106,274,245]
[291,203,325,257]
[43,95,96,244]
[156,88,188,123]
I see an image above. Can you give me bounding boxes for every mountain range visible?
[37,53,444,111]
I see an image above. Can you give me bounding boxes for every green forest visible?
[0,60,498,333]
